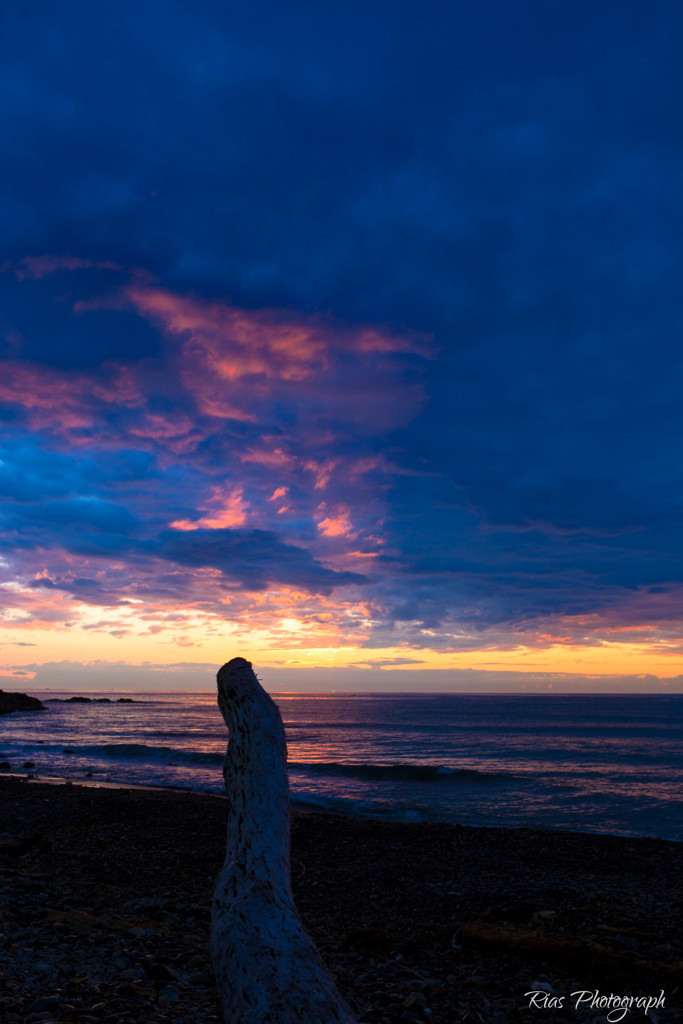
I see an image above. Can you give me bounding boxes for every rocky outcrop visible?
[44,696,137,703]
[0,690,45,716]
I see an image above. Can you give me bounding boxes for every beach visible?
[1,777,681,1024]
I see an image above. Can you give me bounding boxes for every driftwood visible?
[210,657,357,1024]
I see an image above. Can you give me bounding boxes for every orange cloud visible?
[170,485,249,531]
[316,505,356,539]
[269,486,289,501]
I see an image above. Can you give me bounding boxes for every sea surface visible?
[1,691,682,840]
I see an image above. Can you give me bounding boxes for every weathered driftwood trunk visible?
[211,657,357,1024]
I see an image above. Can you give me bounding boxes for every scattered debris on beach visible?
[1,777,681,1023]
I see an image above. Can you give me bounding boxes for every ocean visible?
[1,691,682,841]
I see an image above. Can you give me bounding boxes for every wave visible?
[291,790,426,822]
[287,761,510,783]
[52,742,225,766]
[36,744,510,783]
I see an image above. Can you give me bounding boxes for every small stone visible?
[144,962,178,982]
[0,762,11,771]
[533,910,558,923]
[406,991,427,1007]
[188,971,216,987]
[27,995,60,1013]
[23,761,36,769]
[117,981,147,997]
[158,984,180,1003]
[129,926,145,938]
[119,968,140,980]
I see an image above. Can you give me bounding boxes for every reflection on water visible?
[1,691,681,839]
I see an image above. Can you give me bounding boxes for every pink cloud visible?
[305,458,339,490]
[0,361,142,435]
[239,447,294,468]
[120,284,427,427]
[355,327,431,356]
[128,412,206,454]
[14,255,123,280]
[126,284,329,385]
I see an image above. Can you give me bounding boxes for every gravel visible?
[1,777,681,1023]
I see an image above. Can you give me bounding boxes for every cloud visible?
[157,528,366,595]
[170,485,249,531]
[13,255,123,280]
[316,505,356,539]
[0,2,679,668]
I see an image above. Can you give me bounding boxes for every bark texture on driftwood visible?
[211,657,357,1024]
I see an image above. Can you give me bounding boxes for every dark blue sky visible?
[1,1,681,687]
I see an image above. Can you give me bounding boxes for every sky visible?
[1,1,681,692]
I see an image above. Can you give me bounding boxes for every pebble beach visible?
[1,777,681,1024]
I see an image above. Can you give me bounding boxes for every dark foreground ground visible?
[0,777,681,1024]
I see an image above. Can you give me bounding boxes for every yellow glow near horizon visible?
[2,616,682,682]
[1,580,681,684]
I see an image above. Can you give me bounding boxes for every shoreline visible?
[1,777,681,1023]
[3,769,682,844]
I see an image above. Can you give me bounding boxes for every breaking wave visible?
[287,761,510,783]
[40,744,509,783]
[52,742,225,765]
